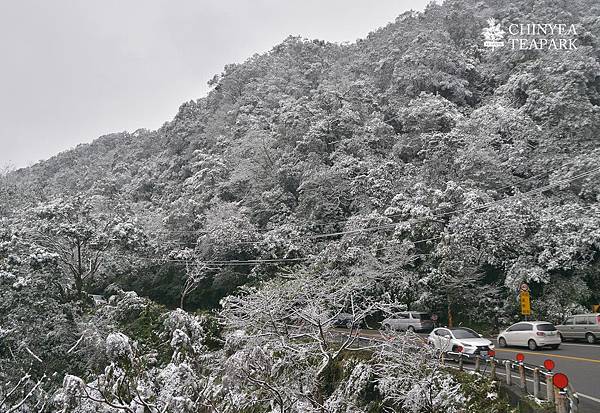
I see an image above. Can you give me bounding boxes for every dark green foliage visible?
[319,351,383,412]
[2,0,600,408]
[120,301,167,352]
[450,370,516,413]
[7,2,600,318]
[192,310,223,350]
[2,0,598,319]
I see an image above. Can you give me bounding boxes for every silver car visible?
[556,313,600,344]
[382,311,434,333]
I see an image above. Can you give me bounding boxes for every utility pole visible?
[447,296,453,328]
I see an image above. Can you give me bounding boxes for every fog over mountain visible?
[0,0,428,168]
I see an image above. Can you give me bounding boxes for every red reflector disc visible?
[516,353,525,362]
[544,359,555,371]
[553,373,569,389]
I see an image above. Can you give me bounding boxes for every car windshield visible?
[537,324,557,331]
[451,328,479,339]
[413,313,431,320]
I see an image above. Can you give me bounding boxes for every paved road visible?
[492,339,600,411]
[346,329,600,411]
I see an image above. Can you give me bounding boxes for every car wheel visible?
[550,344,560,350]
[382,323,391,332]
[528,339,538,351]
[407,326,415,333]
[498,337,507,348]
[346,320,353,329]
[586,333,596,344]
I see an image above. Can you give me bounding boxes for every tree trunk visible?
[73,273,83,301]
[76,242,83,299]
[315,355,333,410]
[180,291,187,311]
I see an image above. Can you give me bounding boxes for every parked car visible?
[428,327,494,355]
[556,313,600,344]
[332,313,361,329]
[381,312,434,333]
[498,321,560,351]
[89,294,107,307]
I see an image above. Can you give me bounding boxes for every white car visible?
[381,312,434,333]
[497,321,561,351]
[428,327,495,356]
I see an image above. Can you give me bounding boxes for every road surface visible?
[346,329,600,412]
[492,339,600,411]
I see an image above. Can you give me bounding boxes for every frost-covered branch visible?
[4,374,47,413]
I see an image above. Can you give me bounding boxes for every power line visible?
[270,165,600,243]
[137,164,600,251]
[147,157,588,239]
[140,216,549,267]
[22,166,600,267]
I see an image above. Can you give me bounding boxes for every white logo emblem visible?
[483,18,505,50]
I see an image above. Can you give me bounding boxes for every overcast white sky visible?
[0,0,429,168]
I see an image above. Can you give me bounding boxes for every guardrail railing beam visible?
[338,329,580,413]
[567,384,579,413]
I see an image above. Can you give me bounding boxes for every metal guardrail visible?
[443,351,579,413]
[330,331,579,413]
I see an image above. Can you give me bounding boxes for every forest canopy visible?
[1,0,599,411]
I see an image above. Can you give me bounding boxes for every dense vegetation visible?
[1,0,599,411]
